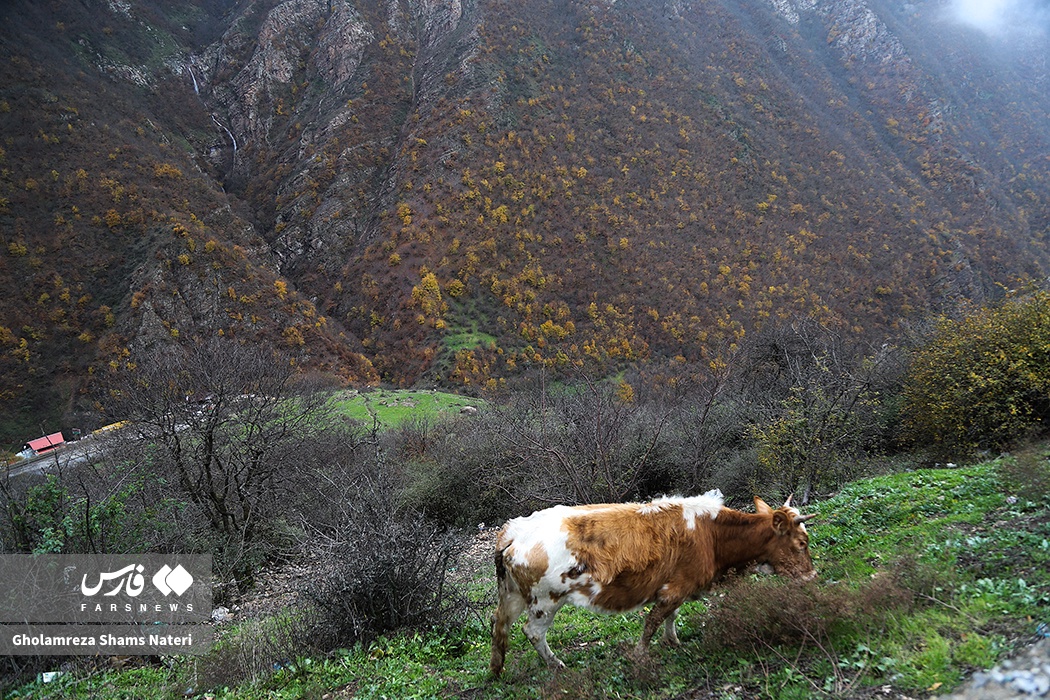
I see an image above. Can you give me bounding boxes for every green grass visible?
[439,298,500,356]
[443,330,498,353]
[329,388,482,430]
[9,452,1050,699]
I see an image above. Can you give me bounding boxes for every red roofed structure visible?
[24,432,65,456]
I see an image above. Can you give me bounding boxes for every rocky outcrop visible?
[192,0,481,270]
[765,0,816,26]
[820,0,907,62]
[406,0,464,43]
[200,0,374,170]
[317,2,375,87]
[764,0,905,62]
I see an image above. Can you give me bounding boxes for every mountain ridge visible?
[0,0,1047,444]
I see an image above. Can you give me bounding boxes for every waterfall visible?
[211,115,238,154]
[186,63,200,95]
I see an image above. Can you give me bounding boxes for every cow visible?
[489,490,815,675]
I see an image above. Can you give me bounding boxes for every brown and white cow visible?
[489,489,815,675]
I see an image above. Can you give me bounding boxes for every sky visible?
[947,0,1049,35]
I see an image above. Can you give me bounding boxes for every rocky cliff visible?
[0,0,1047,442]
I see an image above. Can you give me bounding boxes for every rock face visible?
[191,0,480,271]
[765,0,817,26]
[823,0,906,61]
[0,0,1049,435]
[202,0,375,165]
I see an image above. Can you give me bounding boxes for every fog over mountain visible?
[948,0,1050,35]
[0,0,1048,446]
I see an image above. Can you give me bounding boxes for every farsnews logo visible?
[81,564,194,598]
[152,564,194,596]
[0,553,210,626]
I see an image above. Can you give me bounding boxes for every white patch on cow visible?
[502,506,573,564]
[680,491,723,528]
[637,498,677,515]
[501,506,606,609]
[638,489,723,526]
[543,530,610,610]
[785,505,807,531]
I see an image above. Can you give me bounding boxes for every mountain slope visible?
[0,0,377,444]
[1,0,1048,443]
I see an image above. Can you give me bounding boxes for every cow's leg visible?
[638,598,682,654]
[662,609,681,646]
[523,596,567,670]
[490,578,527,676]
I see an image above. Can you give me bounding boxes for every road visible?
[5,435,108,479]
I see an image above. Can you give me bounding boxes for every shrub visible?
[391,414,519,527]
[477,376,681,506]
[702,572,912,654]
[739,321,903,499]
[699,564,920,695]
[399,375,685,525]
[303,485,471,649]
[0,462,178,556]
[902,291,1050,456]
[197,610,319,688]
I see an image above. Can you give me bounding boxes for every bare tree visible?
[658,353,749,490]
[103,336,356,582]
[487,373,680,507]
[742,320,904,501]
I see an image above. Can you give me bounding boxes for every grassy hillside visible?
[11,448,1050,699]
[330,388,483,430]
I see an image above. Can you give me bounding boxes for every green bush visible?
[903,291,1050,456]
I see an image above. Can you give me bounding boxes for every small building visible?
[23,432,65,458]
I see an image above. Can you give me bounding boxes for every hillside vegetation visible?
[1,0,1049,443]
[3,291,1050,697]
[9,451,1050,699]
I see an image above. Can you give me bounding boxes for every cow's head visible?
[755,496,816,581]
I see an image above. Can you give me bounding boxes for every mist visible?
[948,0,1050,36]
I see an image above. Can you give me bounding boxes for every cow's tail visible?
[494,543,508,584]
[490,540,519,677]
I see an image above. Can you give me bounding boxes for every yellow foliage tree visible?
[903,291,1050,455]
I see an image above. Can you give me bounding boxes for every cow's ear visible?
[755,497,773,515]
[772,510,791,535]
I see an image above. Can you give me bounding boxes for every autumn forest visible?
[0,0,1048,446]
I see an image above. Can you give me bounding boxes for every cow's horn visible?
[783,495,793,508]
[793,513,816,525]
